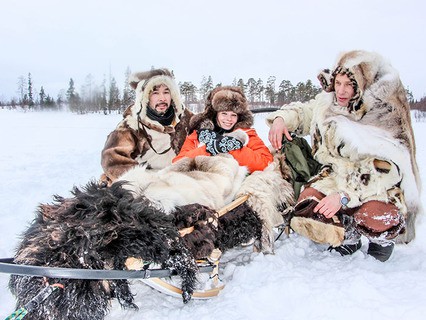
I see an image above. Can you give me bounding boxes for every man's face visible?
[149,84,172,114]
[334,74,355,107]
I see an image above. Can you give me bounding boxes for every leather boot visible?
[328,240,362,256]
[367,241,394,262]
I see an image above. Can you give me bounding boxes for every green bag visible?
[281,134,322,200]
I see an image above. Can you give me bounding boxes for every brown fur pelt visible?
[235,151,295,253]
[172,203,219,260]
[9,181,198,320]
[171,202,263,259]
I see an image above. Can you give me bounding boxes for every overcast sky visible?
[1,0,425,101]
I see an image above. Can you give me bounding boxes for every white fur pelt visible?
[236,153,295,253]
[116,154,248,213]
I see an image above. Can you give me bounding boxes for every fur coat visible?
[101,69,193,184]
[266,50,421,243]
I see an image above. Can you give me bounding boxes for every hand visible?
[268,117,292,150]
[197,129,217,145]
[198,129,242,155]
[313,193,342,219]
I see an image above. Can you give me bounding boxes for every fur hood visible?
[189,86,254,132]
[318,51,404,118]
[125,68,186,132]
[317,50,421,191]
[315,50,421,243]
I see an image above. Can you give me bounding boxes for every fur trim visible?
[126,68,186,131]
[290,216,345,247]
[224,129,249,145]
[235,153,295,253]
[190,86,253,132]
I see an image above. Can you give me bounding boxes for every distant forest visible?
[1,68,424,116]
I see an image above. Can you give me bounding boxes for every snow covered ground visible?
[1,109,425,319]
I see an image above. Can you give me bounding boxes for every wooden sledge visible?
[125,195,250,299]
[140,255,224,300]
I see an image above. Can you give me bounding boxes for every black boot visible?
[328,240,362,256]
[367,242,394,262]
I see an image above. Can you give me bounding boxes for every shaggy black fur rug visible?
[9,181,197,320]
[9,181,263,320]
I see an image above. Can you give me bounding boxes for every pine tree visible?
[100,76,108,114]
[108,77,121,113]
[66,78,81,113]
[179,81,198,106]
[16,75,26,106]
[256,78,264,104]
[237,79,246,94]
[122,67,134,110]
[39,86,46,107]
[265,76,276,105]
[246,78,257,103]
[27,73,34,108]
[199,76,214,102]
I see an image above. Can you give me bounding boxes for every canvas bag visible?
[281,134,322,200]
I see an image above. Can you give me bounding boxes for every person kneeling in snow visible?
[267,50,421,262]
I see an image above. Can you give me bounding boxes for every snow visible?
[1,109,426,319]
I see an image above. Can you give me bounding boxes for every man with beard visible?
[101,68,193,185]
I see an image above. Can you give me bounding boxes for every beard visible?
[154,103,169,115]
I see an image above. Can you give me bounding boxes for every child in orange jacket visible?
[173,86,272,173]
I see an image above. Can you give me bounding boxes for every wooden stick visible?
[217,194,250,217]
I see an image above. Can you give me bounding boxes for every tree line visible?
[0,68,423,115]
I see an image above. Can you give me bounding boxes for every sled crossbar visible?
[0,258,214,280]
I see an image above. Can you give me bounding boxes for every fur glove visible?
[198,129,243,156]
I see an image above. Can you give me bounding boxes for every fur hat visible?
[317,50,400,115]
[190,86,253,131]
[127,68,185,130]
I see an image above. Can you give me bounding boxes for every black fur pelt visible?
[9,181,198,320]
[215,202,263,252]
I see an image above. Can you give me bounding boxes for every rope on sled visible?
[5,283,64,320]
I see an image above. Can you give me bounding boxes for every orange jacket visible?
[173,128,273,173]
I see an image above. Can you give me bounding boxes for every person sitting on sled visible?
[267,50,421,262]
[173,85,292,254]
[101,68,193,185]
[173,86,273,173]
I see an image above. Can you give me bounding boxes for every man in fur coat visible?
[267,50,421,262]
[101,68,193,185]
